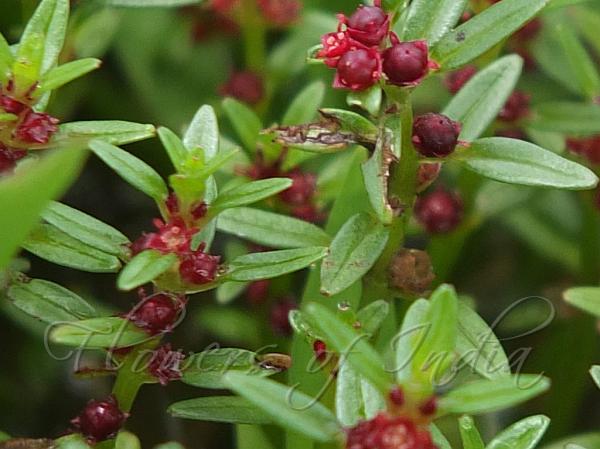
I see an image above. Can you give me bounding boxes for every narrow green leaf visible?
[50,121,156,149]
[438,375,551,414]
[362,142,393,224]
[529,102,600,136]
[7,277,96,323]
[37,58,101,93]
[289,309,323,341]
[454,137,599,190]
[541,433,600,449]
[222,98,263,152]
[223,373,340,442]
[336,362,364,427]
[432,0,548,70]
[216,281,248,305]
[305,302,391,393]
[0,148,86,270]
[321,213,389,296]
[402,0,468,46]
[158,127,188,171]
[431,425,453,449]
[217,207,331,249]
[184,105,219,159]
[443,55,523,142]
[210,178,292,213]
[50,317,150,348]
[117,250,178,291]
[90,140,168,201]
[356,300,389,335]
[320,109,379,141]
[395,298,429,384]
[591,366,600,389]
[347,86,382,117]
[283,81,325,126]
[487,415,550,449]
[0,34,13,84]
[23,224,121,273]
[168,396,273,424]
[42,201,129,256]
[459,416,485,449]
[563,287,600,318]
[226,247,328,282]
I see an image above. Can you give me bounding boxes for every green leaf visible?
[0,148,86,270]
[487,415,550,449]
[55,434,93,449]
[168,396,273,424]
[305,302,391,393]
[320,109,379,141]
[542,434,600,449]
[50,121,156,149]
[216,207,331,249]
[320,213,389,296]
[289,309,323,341]
[184,105,220,160]
[115,432,141,449]
[117,250,178,291]
[0,35,13,84]
[223,373,340,442]
[37,58,101,93]
[222,98,262,152]
[102,0,200,6]
[210,178,292,214]
[89,140,168,201]
[563,287,600,318]
[226,247,328,282]
[50,317,150,348]
[432,0,548,70]
[591,366,600,389]
[453,137,599,190]
[216,281,248,305]
[555,23,600,100]
[356,300,389,335]
[41,201,129,256]
[22,224,121,273]
[362,141,393,224]
[158,127,188,171]
[438,375,550,414]
[347,86,382,117]
[7,277,96,323]
[529,102,600,136]
[459,416,485,449]
[443,55,523,142]
[335,361,364,427]
[430,425,453,449]
[395,298,429,384]
[456,301,511,380]
[182,348,281,389]
[402,0,468,46]
[283,81,325,126]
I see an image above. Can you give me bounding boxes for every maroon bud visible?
[0,145,27,174]
[14,111,59,144]
[148,344,184,386]
[382,41,432,86]
[498,90,530,122]
[416,162,441,192]
[279,170,317,205]
[415,189,463,234]
[515,18,542,42]
[444,66,477,94]
[291,203,324,223]
[270,298,297,336]
[257,0,301,27]
[345,413,436,449]
[179,248,220,285]
[128,293,182,335]
[219,71,264,105]
[191,201,208,219]
[334,48,382,91]
[412,113,461,158]
[0,95,27,115]
[346,5,390,46]
[71,396,126,442]
[313,339,327,362]
[246,279,270,304]
[419,396,438,416]
[567,135,600,165]
[388,386,405,406]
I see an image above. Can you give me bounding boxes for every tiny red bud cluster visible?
[219,71,265,105]
[567,135,600,166]
[71,395,127,443]
[415,189,463,234]
[346,413,437,449]
[127,292,185,335]
[412,113,462,158]
[317,4,436,91]
[148,343,185,385]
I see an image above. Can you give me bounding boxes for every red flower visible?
[71,395,127,443]
[179,244,220,285]
[131,218,198,256]
[318,32,353,67]
[148,344,185,385]
[14,111,59,144]
[0,94,27,115]
[127,292,184,335]
[219,71,264,105]
[346,413,437,449]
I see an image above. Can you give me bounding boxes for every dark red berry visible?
[498,90,530,122]
[279,169,317,205]
[148,344,184,386]
[418,396,438,416]
[71,396,126,443]
[14,111,59,144]
[382,41,431,86]
[0,95,27,115]
[345,413,436,449]
[219,71,264,105]
[388,386,405,406]
[444,66,477,94]
[334,48,382,91]
[0,145,27,174]
[313,339,327,362]
[412,113,461,158]
[346,5,390,46]
[567,135,600,165]
[415,189,463,234]
[247,279,270,304]
[179,249,220,285]
[128,293,182,335]
[270,298,297,336]
[257,0,301,27]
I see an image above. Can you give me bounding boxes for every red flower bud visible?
[334,48,382,91]
[179,247,220,285]
[219,71,264,105]
[418,397,438,417]
[71,396,127,443]
[415,189,463,234]
[279,169,317,205]
[130,218,198,256]
[247,279,270,304]
[127,292,183,335]
[14,111,59,144]
[412,113,461,158]
[148,344,184,386]
[345,413,436,449]
[257,0,301,27]
[0,94,27,115]
[345,5,390,47]
[498,90,530,122]
[567,135,600,165]
[382,40,434,87]
[444,66,477,94]
[313,339,327,362]
[388,386,405,406]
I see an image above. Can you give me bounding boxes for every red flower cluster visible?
[147,343,185,385]
[567,135,600,166]
[317,2,437,91]
[127,291,186,335]
[71,395,127,443]
[346,413,437,449]
[415,189,464,234]
[219,71,265,105]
